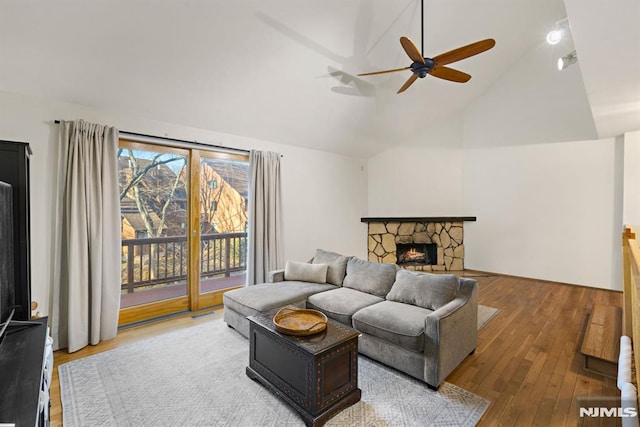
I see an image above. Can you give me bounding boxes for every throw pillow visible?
[284,260,328,284]
[312,249,350,286]
[342,257,398,298]
[386,269,459,311]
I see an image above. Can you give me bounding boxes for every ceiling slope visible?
[0,0,614,156]
[564,0,640,138]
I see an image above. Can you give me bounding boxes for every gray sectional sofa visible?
[223,249,478,389]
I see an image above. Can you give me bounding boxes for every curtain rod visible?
[53,120,252,156]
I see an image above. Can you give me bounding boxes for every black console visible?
[0,317,51,426]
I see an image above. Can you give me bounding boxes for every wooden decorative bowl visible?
[273,306,328,336]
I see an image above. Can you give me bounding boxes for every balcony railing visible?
[121,232,247,294]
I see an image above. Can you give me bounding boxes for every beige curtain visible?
[52,120,121,352]
[247,150,284,285]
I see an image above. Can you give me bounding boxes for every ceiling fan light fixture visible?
[356,0,495,94]
[557,50,577,70]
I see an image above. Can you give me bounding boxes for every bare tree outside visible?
[118,148,188,237]
[118,146,249,309]
[119,148,188,284]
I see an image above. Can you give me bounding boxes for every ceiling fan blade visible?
[432,39,495,67]
[357,67,411,77]
[429,66,471,83]
[400,36,425,64]
[397,74,419,94]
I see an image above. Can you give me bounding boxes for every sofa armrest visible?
[423,278,478,387]
[268,269,285,283]
[427,296,468,323]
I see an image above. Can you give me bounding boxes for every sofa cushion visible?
[307,287,384,325]
[342,258,398,298]
[284,260,328,283]
[312,249,350,286]
[352,301,432,352]
[386,270,459,311]
[223,281,337,317]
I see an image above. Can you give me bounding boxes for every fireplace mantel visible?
[361,216,476,223]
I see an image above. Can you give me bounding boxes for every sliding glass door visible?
[117,140,248,325]
[196,151,249,308]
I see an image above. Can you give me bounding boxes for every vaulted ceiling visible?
[0,0,638,157]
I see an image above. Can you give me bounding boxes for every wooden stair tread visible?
[580,304,622,363]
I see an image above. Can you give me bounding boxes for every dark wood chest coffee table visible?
[246,313,361,427]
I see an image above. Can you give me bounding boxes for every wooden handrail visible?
[121,232,247,245]
[623,226,636,336]
[622,225,640,390]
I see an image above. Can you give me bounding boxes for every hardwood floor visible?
[449,272,621,426]
[49,273,622,426]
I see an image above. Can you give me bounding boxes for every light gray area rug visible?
[60,316,493,427]
[477,304,499,330]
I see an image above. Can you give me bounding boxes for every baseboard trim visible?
[463,269,622,293]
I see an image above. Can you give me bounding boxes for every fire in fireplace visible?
[396,243,437,265]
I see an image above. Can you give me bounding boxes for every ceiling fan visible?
[358,1,496,94]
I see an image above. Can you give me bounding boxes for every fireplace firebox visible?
[396,243,437,266]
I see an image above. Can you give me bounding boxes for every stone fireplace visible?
[361,217,476,272]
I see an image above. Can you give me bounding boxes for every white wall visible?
[278,145,368,260]
[367,146,464,216]
[367,118,466,216]
[462,138,623,289]
[623,131,640,226]
[0,91,368,317]
[457,33,625,290]
[367,133,624,290]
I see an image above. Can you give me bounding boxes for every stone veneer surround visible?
[364,218,474,272]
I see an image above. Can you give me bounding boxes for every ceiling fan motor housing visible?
[412,58,435,78]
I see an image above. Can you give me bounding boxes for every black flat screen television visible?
[0,181,15,343]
